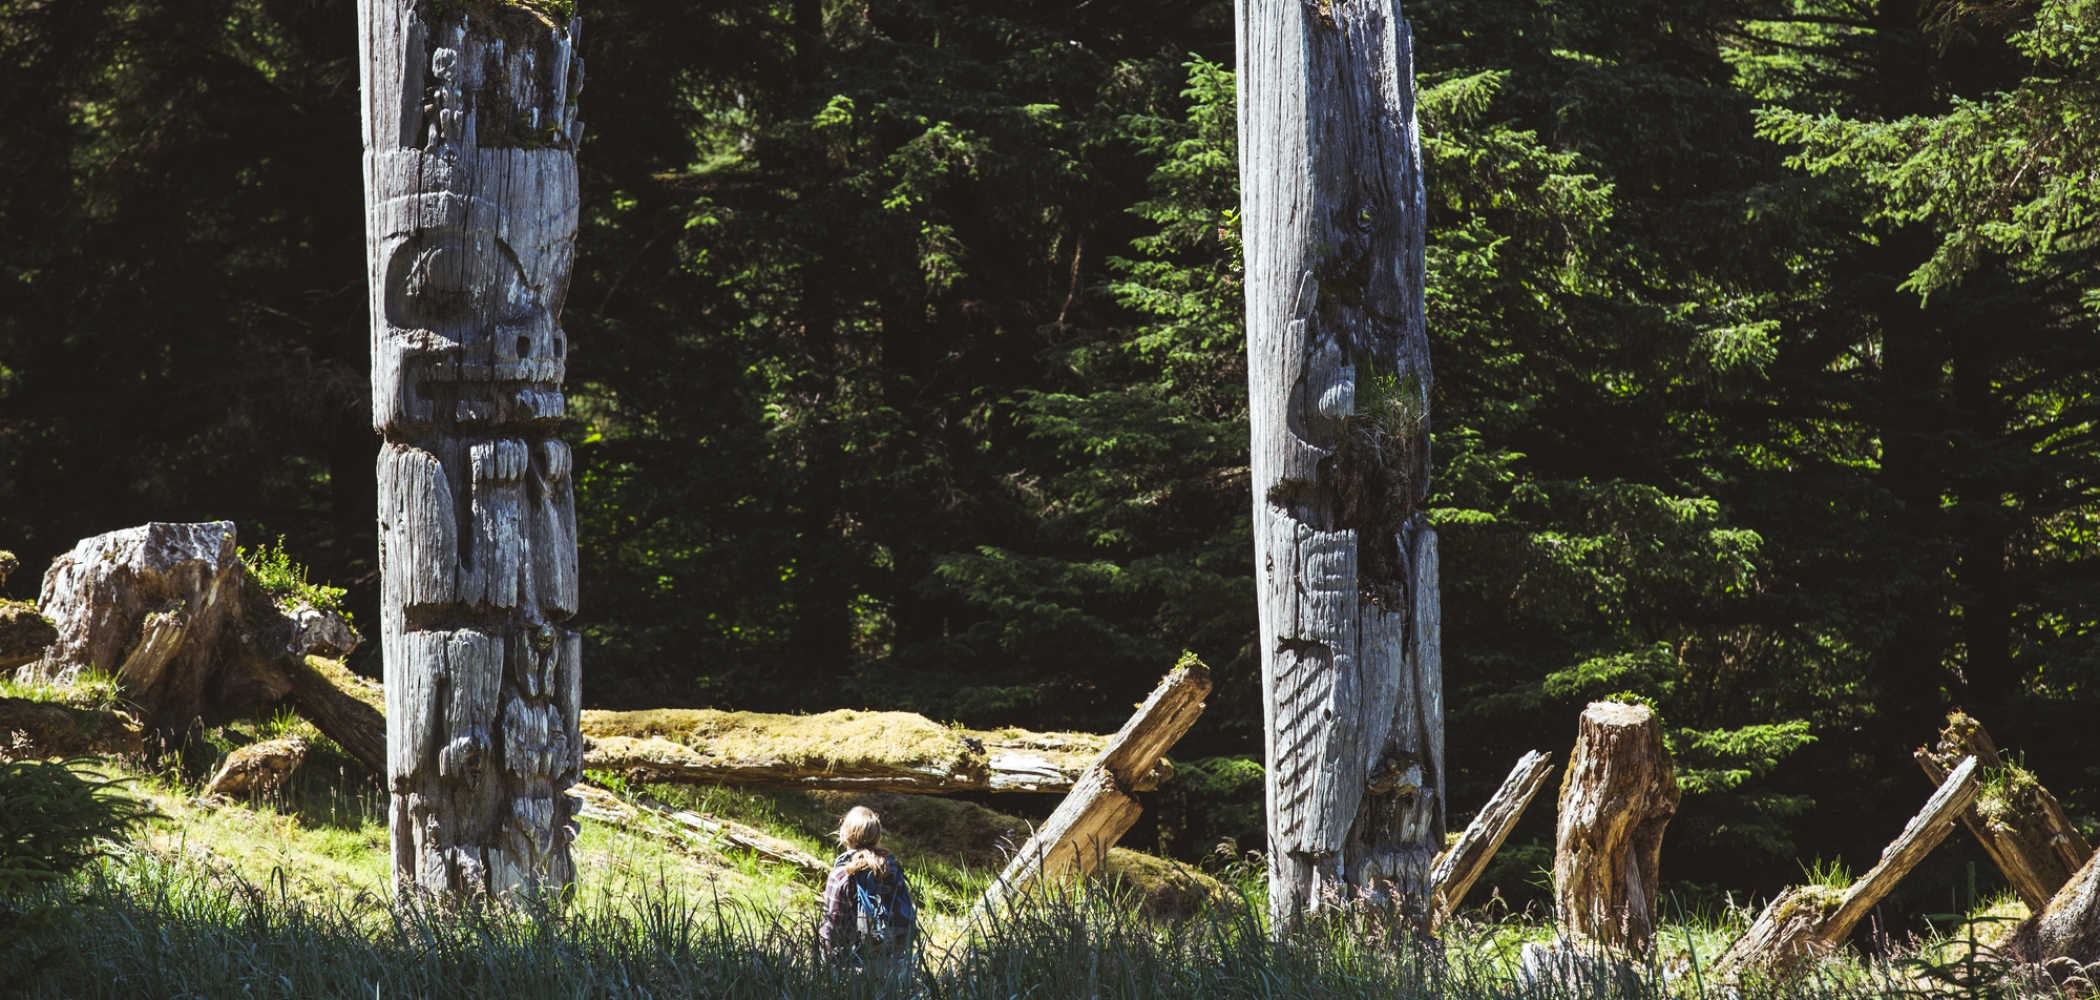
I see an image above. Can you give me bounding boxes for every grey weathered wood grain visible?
[972,659,1211,919]
[1715,756,1979,979]
[1237,0,1440,927]
[360,0,585,899]
[1430,750,1553,930]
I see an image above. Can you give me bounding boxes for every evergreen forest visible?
[3,0,2098,921]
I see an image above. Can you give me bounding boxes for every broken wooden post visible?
[1240,0,1441,927]
[360,0,587,897]
[1429,750,1553,931]
[1714,755,1981,979]
[1917,711,2092,910]
[972,657,1211,918]
[1549,701,1680,955]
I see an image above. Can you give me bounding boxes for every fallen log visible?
[1430,749,1553,931]
[1714,755,1981,980]
[0,600,57,672]
[1917,712,2092,911]
[1552,701,1681,955]
[203,735,310,798]
[0,696,142,758]
[565,782,829,877]
[972,656,1211,918]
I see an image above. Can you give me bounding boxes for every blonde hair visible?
[836,806,890,875]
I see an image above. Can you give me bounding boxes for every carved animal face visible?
[369,148,578,436]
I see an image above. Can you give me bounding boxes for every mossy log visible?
[0,599,58,671]
[1430,749,1553,931]
[1714,755,1981,980]
[283,657,1159,795]
[0,696,142,758]
[203,735,311,798]
[1551,701,1681,956]
[973,657,1211,918]
[1918,711,2093,910]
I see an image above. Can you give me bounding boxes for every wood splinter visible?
[1715,755,1981,980]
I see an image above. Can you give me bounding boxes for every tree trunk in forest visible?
[1916,712,2092,911]
[358,0,587,898]
[1549,701,1680,956]
[1429,750,1553,931]
[2011,848,2100,984]
[1715,755,1980,980]
[1237,0,1441,927]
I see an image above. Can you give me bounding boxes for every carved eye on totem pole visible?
[370,152,577,437]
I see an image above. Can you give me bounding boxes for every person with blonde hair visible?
[818,806,918,957]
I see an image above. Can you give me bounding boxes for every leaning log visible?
[566,782,828,877]
[1552,701,1681,955]
[1430,750,1553,931]
[1714,755,1981,979]
[1917,712,2093,910]
[972,657,1212,918]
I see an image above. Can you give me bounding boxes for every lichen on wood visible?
[1917,711,2092,911]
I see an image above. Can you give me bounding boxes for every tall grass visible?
[12,846,1956,1000]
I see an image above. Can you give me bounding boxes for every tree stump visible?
[1917,712,2092,910]
[1714,755,1980,979]
[359,0,587,898]
[1429,749,1554,931]
[1552,701,1680,955]
[2011,848,2100,984]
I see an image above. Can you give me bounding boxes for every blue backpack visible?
[849,859,917,952]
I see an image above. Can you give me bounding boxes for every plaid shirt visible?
[818,851,913,953]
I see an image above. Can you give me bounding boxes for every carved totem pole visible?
[357,0,586,897]
[1236,0,1442,924]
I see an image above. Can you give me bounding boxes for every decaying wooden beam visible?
[1714,755,1981,979]
[972,657,1212,917]
[2011,847,2100,984]
[1917,712,2093,910]
[1552,701,1681,956]
[1430,750,1553,931]
[566,782,828,877]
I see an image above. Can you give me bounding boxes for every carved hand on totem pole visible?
[361,0,584,898]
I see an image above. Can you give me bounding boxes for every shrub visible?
[0,758,146,987]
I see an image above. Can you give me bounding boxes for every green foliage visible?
[0,758,144,985]
[240,538,349,618]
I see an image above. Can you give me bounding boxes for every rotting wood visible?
[1239,0,1442,926]
[1429,750,1553,931]
[203,735,311,798]
[2010,847,2100,983]
[1714,755,1981,980]
[1551,701,1681,956]
[360,0,586,898]
[1917,711,2093,910]
[0,600,57,672]
[271,659,1156,795]
[0,697,141,758]
[566,782,827,877]
[972,657,1212,920]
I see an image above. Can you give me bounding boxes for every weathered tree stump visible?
[1239,0,1442,926]
[1551,701,1680,955]
[1714,755,1981,980]
[1430,749,1553,931]
[359,0,587,898]
[972,658,1210,918]
[1918,712,2093,911]
[203,735,311,798]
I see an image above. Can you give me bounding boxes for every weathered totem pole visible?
[357,0,586,897]
[1237,0,1441,925]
